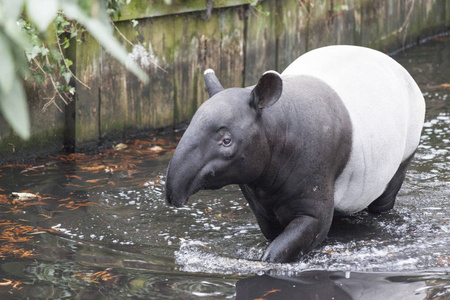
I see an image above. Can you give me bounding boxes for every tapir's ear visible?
[204,69,224,97]
[251,71,283,109]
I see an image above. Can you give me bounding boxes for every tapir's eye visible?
[222,138,232,147]
[217,128,232,147]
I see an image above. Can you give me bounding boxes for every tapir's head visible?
[165,69,283,207]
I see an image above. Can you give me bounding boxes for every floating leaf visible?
[11,192,37,200]
[80,165,106,172]
[85,178,107,183]
[0,278,22,290]
[262,289,281,297]
[72,269,118,283]
[0,279,13,286]
[149,145,163,153]
[113,143,128,151]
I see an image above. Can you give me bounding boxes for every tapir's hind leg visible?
[368,152,416,213]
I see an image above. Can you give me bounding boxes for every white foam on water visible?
[175,238,310,276]
[174,236,448,275]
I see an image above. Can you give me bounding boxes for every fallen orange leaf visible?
[262,289,281,297]
[0,278,23,291]
[0,279,12,286]
[86,178,107,183]
[80,165,106,172]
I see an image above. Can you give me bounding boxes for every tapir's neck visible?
[250,106,295,193]
[246,75,354,204]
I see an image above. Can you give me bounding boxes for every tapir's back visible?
[282,45,425,214]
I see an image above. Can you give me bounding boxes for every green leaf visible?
[61,0,149,84]
[63,36,71,49]
[4,19,31,50]
[0,0,25,22]
[41,47,50,56]
[28,45,41,60]
[0,32,15,93]
[33,73,45,84]
[62,71,72,84]
[0,76,30,139]
[64,58,73,68]
[26,0,59,32]
[3,18,32,79]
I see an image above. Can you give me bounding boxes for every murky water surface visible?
[0,37,449,299]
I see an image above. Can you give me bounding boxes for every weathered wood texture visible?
[0,0,449,161]
[114,0,253,20]
[0,79,66,162]
[69,32,101,152]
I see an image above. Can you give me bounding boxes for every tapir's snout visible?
[164,191,186,208]
[164,185,175,206]
[164,142,204,208]
[164,161,189,208]
[165,182,189,208]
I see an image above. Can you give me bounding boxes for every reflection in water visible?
[0,37,449,298]
[236,271,450,300]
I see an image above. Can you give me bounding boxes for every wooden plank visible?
[70,32,101,151]
[275,0,307,72]
[115,0,253,21]
[195,12,222,99]
[173,12,222,124]
[133,17,175,129]
[113,21,152,132]
[244,0,277,86]
[218,7,246,88]
[0,79,66,161]
[99,48,128,140]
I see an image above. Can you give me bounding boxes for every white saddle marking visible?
[282,45,425,214]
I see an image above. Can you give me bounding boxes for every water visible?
[0,37,449,299]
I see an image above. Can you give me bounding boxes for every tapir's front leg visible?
[240,185,284,241]
[261,216,323,262]
[261,198,334,263]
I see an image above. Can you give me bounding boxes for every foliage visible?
[250,1,270,16]
[0,0,148,140]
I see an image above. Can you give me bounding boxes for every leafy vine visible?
[0,0,147,139]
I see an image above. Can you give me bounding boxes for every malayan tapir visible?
[165,45,425,263]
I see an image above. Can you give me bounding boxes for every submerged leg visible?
[240,185,284,241]
[261,215,326,263]
[368,153,415,213]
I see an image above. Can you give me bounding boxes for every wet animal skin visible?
[165,45,425,263]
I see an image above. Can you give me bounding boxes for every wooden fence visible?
[0,0,449,161]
